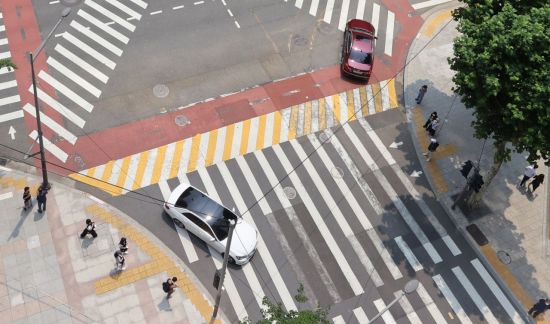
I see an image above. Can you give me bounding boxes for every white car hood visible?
[222,219,257,257]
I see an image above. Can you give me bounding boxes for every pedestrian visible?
[80,219,98,238]
[528,298,550,318]
[119,237,128,254]
[162,277,178,299]
[427,118,440,137]
[415,85,428,104]
[422,137,439,162]
[519,164,538,187]
[423,111,438,129]
[23,186,32,211]
[36,185,48,213]
[528,174,545,193]
[114,250,126,271]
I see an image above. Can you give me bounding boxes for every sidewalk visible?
[0,163,225,323]
[404,3,550,322]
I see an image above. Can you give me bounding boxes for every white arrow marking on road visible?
[389,141,403,148]
[410,170,423,177]
[8,126,15,140]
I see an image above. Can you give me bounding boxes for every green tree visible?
[239,284,330,324]
[449,1,550,207]
[0,58,17,71]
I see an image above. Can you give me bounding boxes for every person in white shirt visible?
[519,164,538,187]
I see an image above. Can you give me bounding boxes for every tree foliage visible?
[449,0,550,165]
[0,58,17,71]
[239,284,330,324]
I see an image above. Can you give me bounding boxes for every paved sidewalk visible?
[0,163,226,323]
[404,3,550,322]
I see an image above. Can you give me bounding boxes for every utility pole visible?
[210,217,236,324]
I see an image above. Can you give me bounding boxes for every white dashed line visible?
[194,1,204,5]
[227,9,233,17]
[150,10,162,15]
[173,5,184,10]
[234,21,240,28]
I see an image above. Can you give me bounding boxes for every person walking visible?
[163,277,178,299]
[80,219,98,238]
[119,237,128,254]
[528,174,545,193]
[23,186,32,211]
[423,111,438,129]
[415,85,428,104]
[427,118,440,137]
[422,137,439,162]
[519,164,538,188]
[528,298,550,318]
[114,250,126,271]
[36,185,48,213]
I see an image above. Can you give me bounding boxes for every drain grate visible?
[497,251,512,264]
[175,115,190,126]
[153,84,169,98]
[284,187,297,200]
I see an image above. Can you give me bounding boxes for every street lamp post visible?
[29,7,71,189]
[367,279,419,324]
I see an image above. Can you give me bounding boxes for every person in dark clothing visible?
[114,250,126,271]
[423,111,438,129]
[80,219,98,238]
[415,85,428,104]
[166,277,178,299]
[23,187,32,211]
[528,174,545,193]
[519,164,538,188]
[426,118,440,137]
[36,185,48,213]
[422,137,439,162]
[528,298,550,318]
[119,237,128,254]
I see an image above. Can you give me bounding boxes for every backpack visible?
[162,280,170,293]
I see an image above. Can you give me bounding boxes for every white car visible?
[163,183,258,265]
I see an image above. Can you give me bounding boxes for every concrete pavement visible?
[404,3,550,322]
[0,162,225,323]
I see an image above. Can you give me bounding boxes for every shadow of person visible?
[80,236,95,249]
[109,267,123,279]
[8,208,32,241]
[157,297,172,312]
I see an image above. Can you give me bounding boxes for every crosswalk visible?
[0,13,23,125]
[153,113,523,323]
[0,1,148,162]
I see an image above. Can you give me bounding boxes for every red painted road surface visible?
[3,1,422,175]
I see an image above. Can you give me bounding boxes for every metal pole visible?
[29,52,49,189]
[367,280,419,324]
[210,219,236,323]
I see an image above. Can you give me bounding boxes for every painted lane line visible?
[70,20,123,56]
[394,236,423,272]
[194,1,204,5]
[413,0,454,10]
[47,56,102,98]
[452,266,498,323]
[194,169,250,320]
[77,9,130,44]
[227,9,233,17]
[0,94,20,107]
[61,33,116,70]
[309,0,319,16]
[471,259,523,323]
[54,44,109,83]
[253,151,342,302]
[433,274,472,324]
[353,307,369,322]
[158,180,199,263]
[0,192,13,201]
[338,0,350,31]
[358,118,462,256]
[29,130,68,162]
[173,5,184,10]
[332,315,345,324]
[28,86,86,128]
[127,16,137,21]
[395,292,422,324]
[150,10,162,15]
[273,144,364,295]
[106,0,142,20]
[295,0,303,9]
[307,134,392,283]
[356,0,366,19]
[371,3,380,37]
[127,0,148,9]
[384,11,395,56]
[86,0,136,32]
[234,21,240,29]
[217,162,292,312]
[23,104,77,145]
[374,298,396,324]
[49,0,60,4]
[0,110,24,123]
[38,71,93,112]
[323,0,335,24]
[417,282,448,323]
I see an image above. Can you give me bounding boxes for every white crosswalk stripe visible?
[452,266,499,324]
[373,298,396,323]
[54,44,110,83]
[77,10,130,44]
[29,86,86,128]
[22,104,77,145]
[70,20,123,56]
[417,282,448,323]
[395,292,422,324]
[433,274,472,324]
[87,0,136,31]
[394,236,423,272]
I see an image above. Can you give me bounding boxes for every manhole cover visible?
[153,84,169,98]
[319,132,330,143]
[292,34,308,47]
[318,24,335,35]
[175,115,190,126]
[331,167,344,178]
[497,251,512,264]
[283,187,296,200]
[73,154,86,169]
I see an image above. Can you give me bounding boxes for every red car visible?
[341,19,376,81]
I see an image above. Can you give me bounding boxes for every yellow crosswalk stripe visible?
[346,90,355,121]
[372,83,383,113]
[133,151,149,190]
[187,134,201,172]
[102,160,114,182]
[332,94,341,122]
[257,114,267,150]
[388,78,398,108]
[240,119,251,156]
[223,124,235,160]
[360,87,368,117]
[205,129,218,166]
[151,145,167,184]
[272,111,282,145]
[288,106,298,140]
[169,141,183,179]
[304,101,312,135]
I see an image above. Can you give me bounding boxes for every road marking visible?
[356,0,366,19]
[309,0,319,16]
[413,0,454,10]
[417,282,448,323]
[140,148,156,188]
[433,274,472,324]
[122,153,141,193]
[374,298,396,324]
[106,0,142,20]
[0,38,7,46]
[295,0,303,9]
[29,86,86,128]
[193,170,250,320]
[247,117,259,153]
[294,138,390,283]
[338,0,350,31]
[471,259,523,323]
[61,33,116,70]
[394,236,423,271]
[0,51,11,59]
[29,130,68,162]
[384,11,395,56]
[452,266,498,324]
[47,56,102,97]
[332,315,345,324]
[158,179,199,263]
[23,104,77,145]
[353,307,369,322]
[127,0,148,9]
[0,94,20,107]
[38,71,93,113]
[0,192,13,201]
[78,9,130,44]
[70,20,123,56]
[150,10,162,15]
[395,292,422,324]
[323,0,335,24]
[254,151,342,301]
[173,5,184,10]
[0,110,23,123]
[86,0,136,31]
[0,80,16,91]
[54,44,109,83]
[273,144,364,295]
[371,4,380,37]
